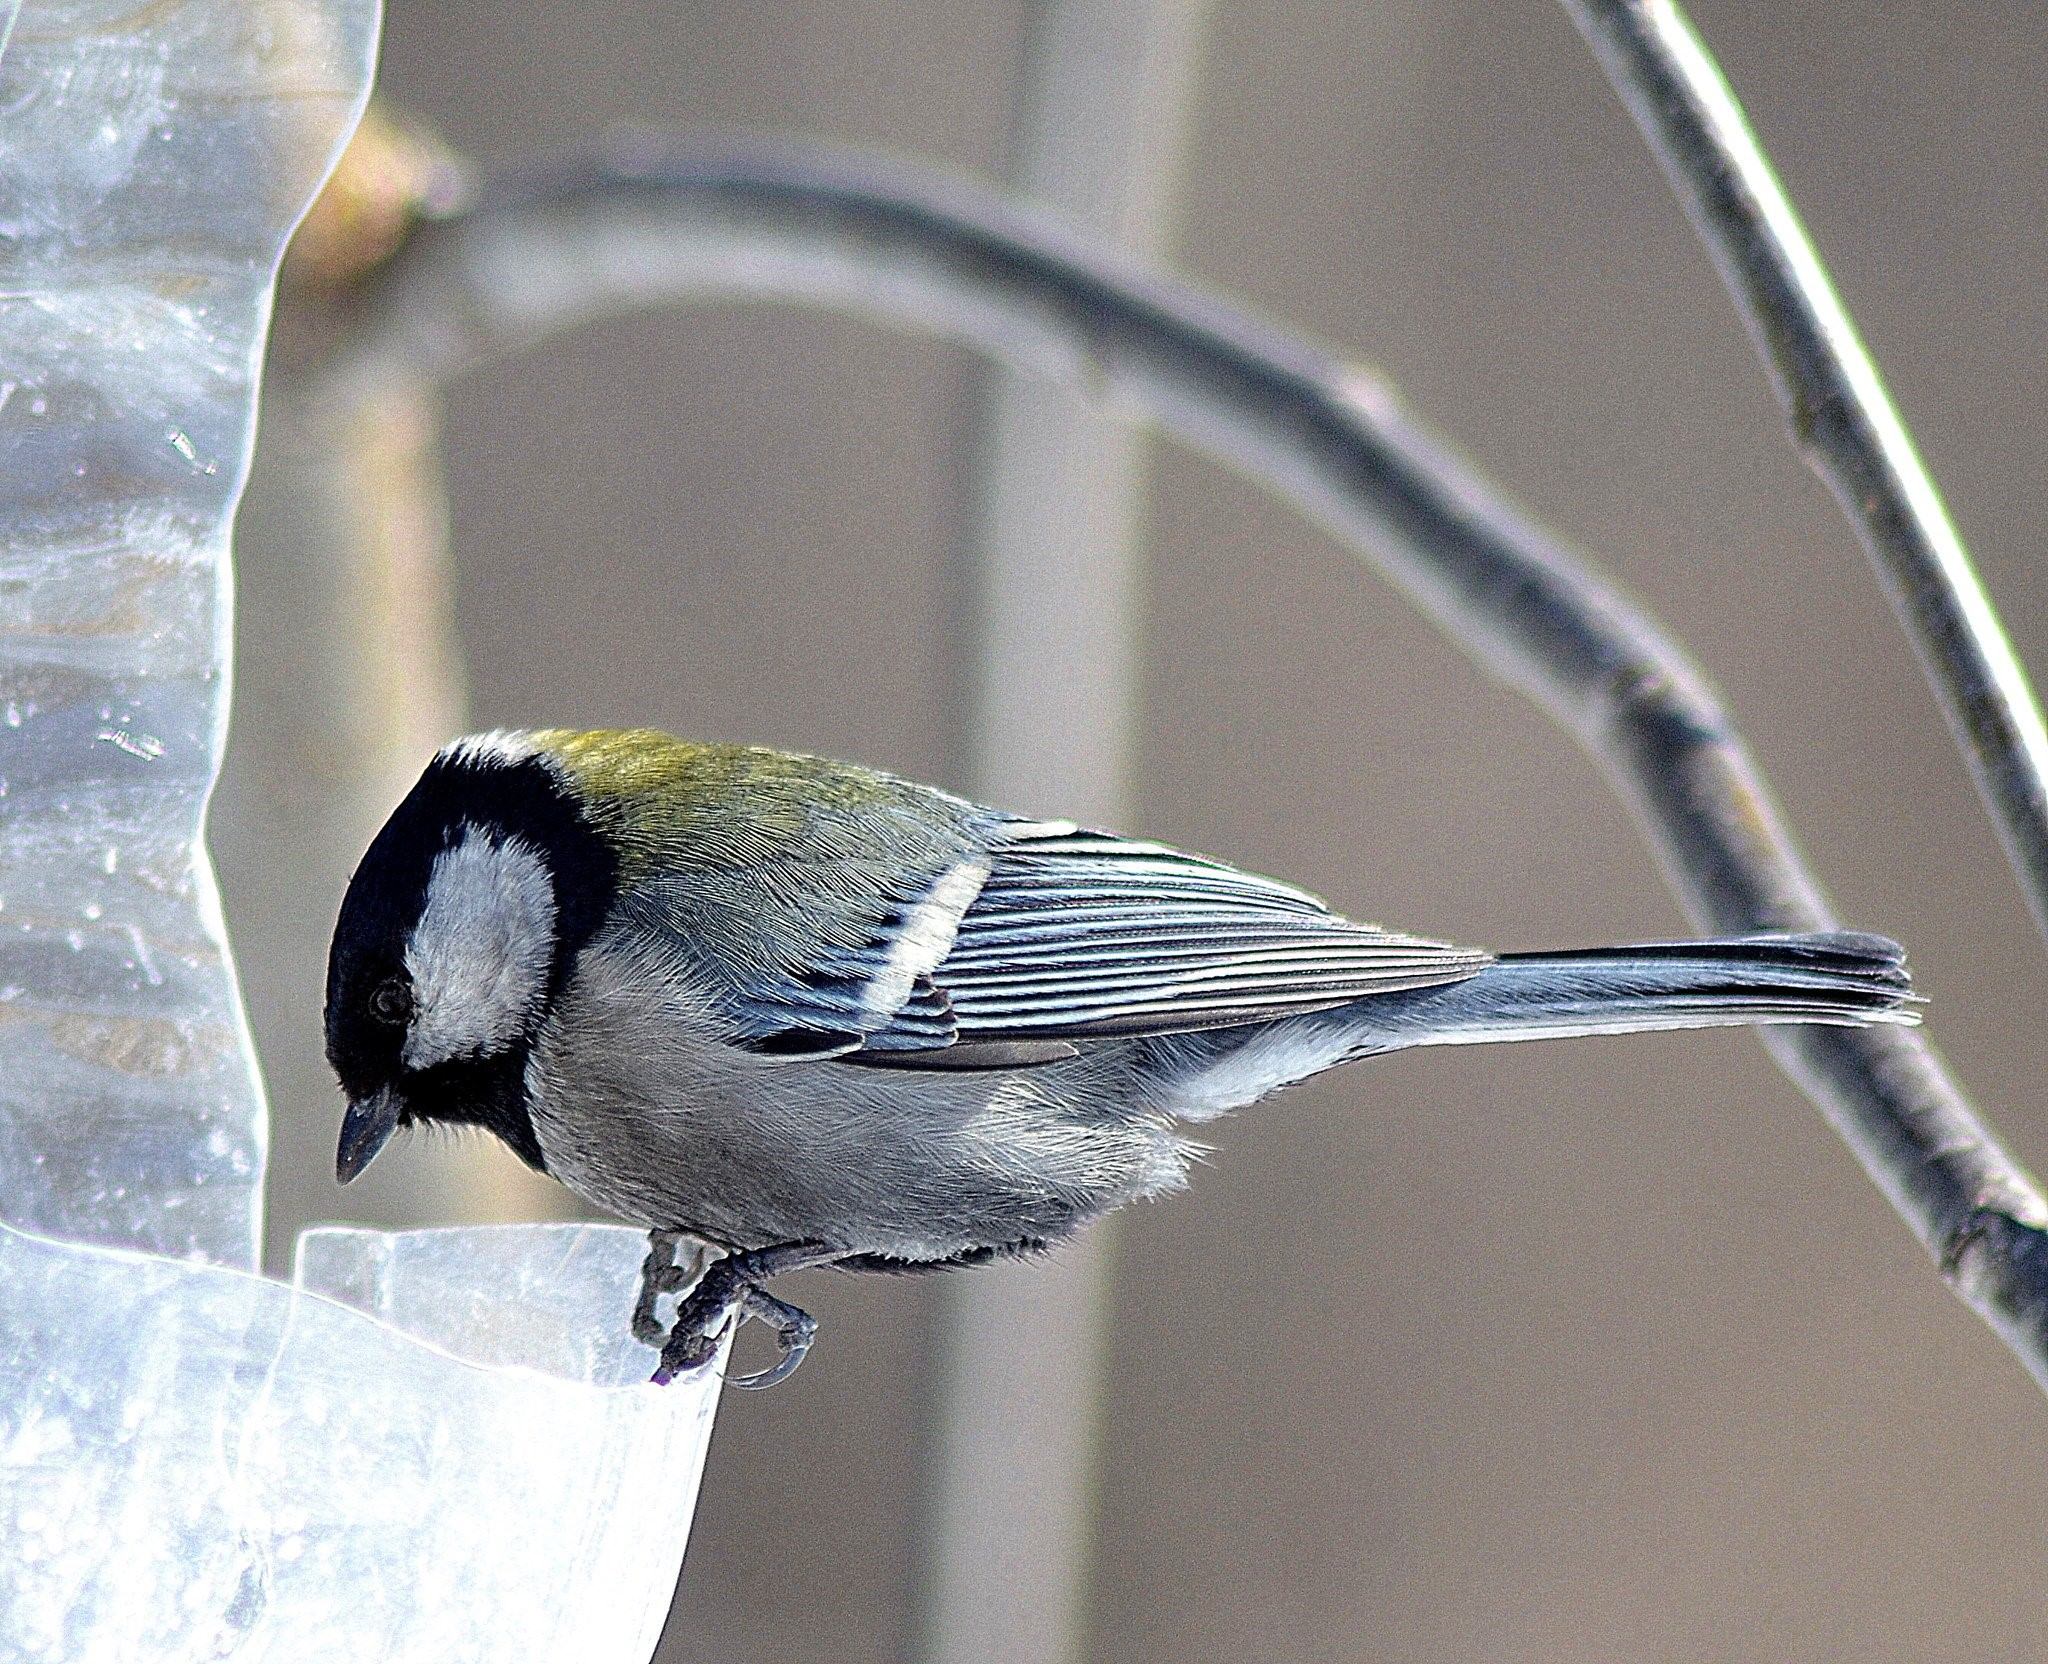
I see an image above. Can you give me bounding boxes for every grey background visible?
[227,2,2048,1660]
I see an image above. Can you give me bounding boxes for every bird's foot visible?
[645,1239,829,1390]
[631,1229,699,1346]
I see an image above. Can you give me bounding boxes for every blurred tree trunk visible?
[921,5,1210,1662]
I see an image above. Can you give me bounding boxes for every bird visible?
[323,727,1918,1389]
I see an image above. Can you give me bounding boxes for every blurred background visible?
[215,1,2048,1660]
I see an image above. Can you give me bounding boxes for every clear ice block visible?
[0,4,723,1659]
[0,0,383,1265]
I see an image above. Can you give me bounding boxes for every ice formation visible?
[0,3,720,1658]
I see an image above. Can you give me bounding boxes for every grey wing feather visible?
[856,820,1492,1053]
[617,806,1490,1063]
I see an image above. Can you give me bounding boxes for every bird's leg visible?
[650,1239,836,1390]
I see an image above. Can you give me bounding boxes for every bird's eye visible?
[367,977,414,1026]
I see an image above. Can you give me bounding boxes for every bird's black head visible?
[323,735,617,1184]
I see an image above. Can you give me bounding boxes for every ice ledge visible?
[0,1218,720,1663]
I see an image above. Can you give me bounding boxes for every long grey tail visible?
[1355,930,1917,1051]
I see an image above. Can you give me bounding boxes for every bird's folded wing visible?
[856,820,1491,1054]
[619,812,1489,1062]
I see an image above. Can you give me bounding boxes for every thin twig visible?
[312,138,2048,1392]
[1560,0,2048,950]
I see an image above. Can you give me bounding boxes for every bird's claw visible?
[727,1287,817,1390]
[650,1320,729,1387]
[643,1247,820,1390]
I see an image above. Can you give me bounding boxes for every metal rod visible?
[922,8,1207,1662]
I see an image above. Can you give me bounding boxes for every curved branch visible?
[1562,0,2048,950]
[311,137,2048,1392]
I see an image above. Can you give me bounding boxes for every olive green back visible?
[535,727,984,888]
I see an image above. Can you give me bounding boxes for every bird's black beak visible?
[336,1088,402,1184]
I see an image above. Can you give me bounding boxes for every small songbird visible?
[324,728,1917,1388]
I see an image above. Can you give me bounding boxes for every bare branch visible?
[311,138,2048,1392]
[1560,0,2048,951]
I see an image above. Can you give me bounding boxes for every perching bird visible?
[324,728,1917,1388]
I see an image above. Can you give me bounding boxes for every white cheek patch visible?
[403,827,558,1070]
